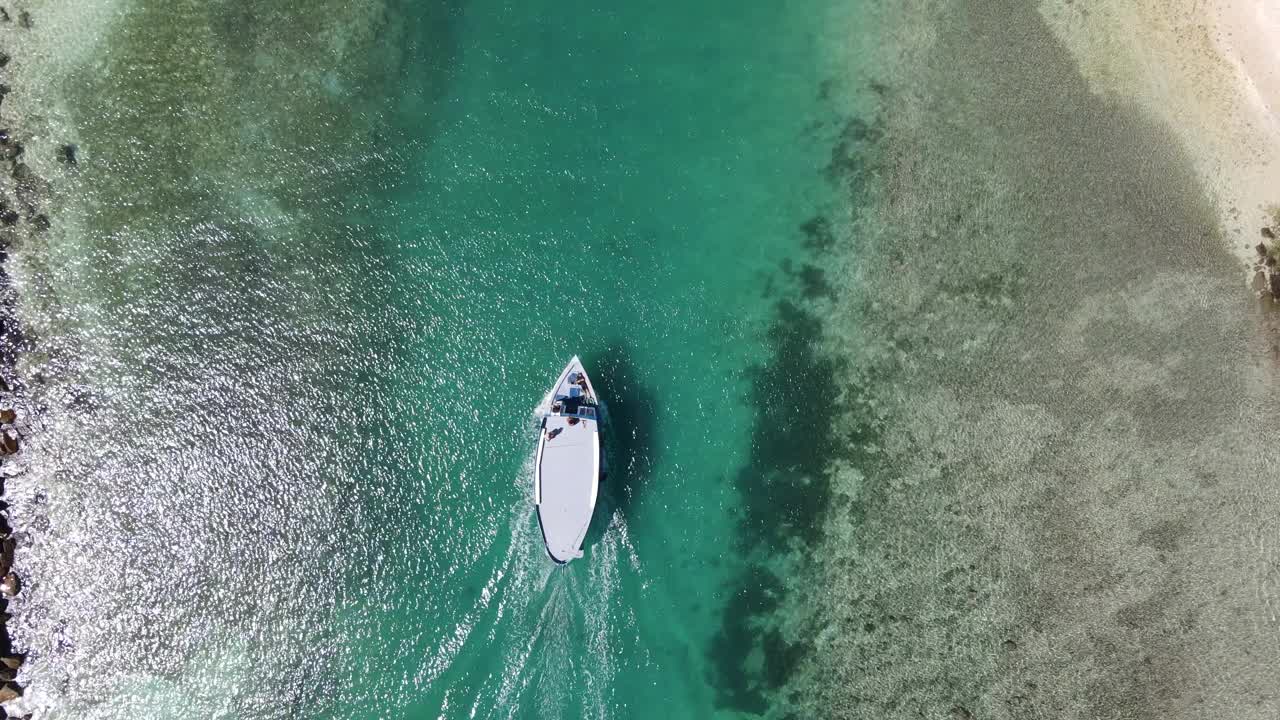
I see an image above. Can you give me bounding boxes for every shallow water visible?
[765,1,1280,718]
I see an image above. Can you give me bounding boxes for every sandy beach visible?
[1041,0,1280,266]
[1216,0,1280,232]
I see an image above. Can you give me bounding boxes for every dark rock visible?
[1,573,19,597]
[0,681,21,702]
[1253,270,1269,293]
[0,9,9,23]
[0,665,15,682]
[0,130,9,146]
[17,11,30,29]
[1,210,20,227]
[1271,272,1280,298]
[1258,243,1270,258]
[950,706,974,720]
[1003,639,1018,651]
[1,142,23,162]
[0,410,14,424]
[31,214,48,232]
[58,143,77,165]
[1269,256,1277,268]
[0,433,15,455]
[0,654,22,670]
[1264,227,1276,239]
[0,538,12,578]
[0,53,9,69]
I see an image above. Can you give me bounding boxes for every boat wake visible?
[419,443,643,720]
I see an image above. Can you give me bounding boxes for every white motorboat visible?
[534,356,602,564]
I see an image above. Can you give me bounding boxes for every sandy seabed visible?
[760,0,1280,718]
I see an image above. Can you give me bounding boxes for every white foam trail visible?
[580,512,625,719]
[410,398,642,719]
[482,508,634,718]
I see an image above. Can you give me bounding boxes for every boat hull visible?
[534,356,601,564]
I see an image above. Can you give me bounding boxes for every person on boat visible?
[567,416,580,426]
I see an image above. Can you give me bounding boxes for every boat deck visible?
[536,414,599,562]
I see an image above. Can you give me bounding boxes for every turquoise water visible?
[343,1,843,716]
[2,0,851,718]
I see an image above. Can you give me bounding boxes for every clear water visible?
[1,0,853,718]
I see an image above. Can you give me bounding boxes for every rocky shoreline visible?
[0,5,67,717]
[1252,216,1280,299]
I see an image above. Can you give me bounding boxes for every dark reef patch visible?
[706,83,895,715]
[708,229,860,709]
[743,297,844,548]
[706,266,842,715]
[826,116,882,189]
[799,215,836,253]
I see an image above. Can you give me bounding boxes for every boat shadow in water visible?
[580,344,657,551]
